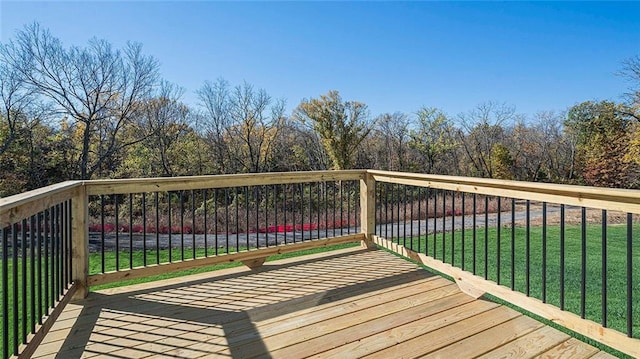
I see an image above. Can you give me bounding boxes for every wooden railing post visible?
[360,171,376,249]
[71,185,89,299]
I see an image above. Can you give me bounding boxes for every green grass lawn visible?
[395,223,640,343]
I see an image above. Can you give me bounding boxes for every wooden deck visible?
[32,247,616,359]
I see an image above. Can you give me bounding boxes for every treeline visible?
[1,23,639,197]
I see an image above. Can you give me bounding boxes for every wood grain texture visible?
[373,235,640,359]
[32,248,610,359]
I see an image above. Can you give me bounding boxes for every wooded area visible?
[1,23,640,196]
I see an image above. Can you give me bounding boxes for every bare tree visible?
[457,102,515,178]
[0,57,49,156]
[620,55,640,121]
[140,81,191,176]
[371,112,409,171]
[198,78,232,174]
[1,23,159,179]
[198,79,285,173]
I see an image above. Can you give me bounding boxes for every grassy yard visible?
[397,223,640,342]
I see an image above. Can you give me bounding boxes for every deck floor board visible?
[32,246,614,358]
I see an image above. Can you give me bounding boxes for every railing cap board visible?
[0,181,82,227]
[368,170,640,213]
[85,170,366,195]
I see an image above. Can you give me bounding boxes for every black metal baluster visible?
[434,189,438,258]
[581,206,586,318]
[203,189,208,257]
[461,194,465,270]
[472,194,476,275]
[511,198,516,290]
[180,191,185,261]
[333,181,337,238]
[542,202,547,303]
[396,184,400,242]
[154,193,160,264]
[115,196,120,269]
[526,200,531,296]
[36,213,42,325]
[403,185,407,248]
[484,196,489,279]
[324,182,328,240]
[44,208,49,313]
[100,195,105,273]
[246,186,250,250]
[142,193,147,266]
[300,183,304,242]
[30,215,36,334]
[601,209,607,327]
[129,194,133,268]
[68,200,73,287]
[497,197,501,284]
[224,188,229,254]
[426,188,429,256]
[384,183,388,239]
[64,202,69,288]
[2,227,8,359]
[340,181,344,236]
[22,219,27,343]
[308,182,312,239]
[292,184,297,243]
[284,184,288,245]
[442,190,446,262]
[168,193,172,262]
[626,212,633,337]
[238,187,242,252]
[317,182,321,239]
[410,187,415,251]
[214,189,219,256]
[451,192,455,265]
[252,186,256,249]
[191,190,196,259]
[274,185,278,244]
[560,204,565,310]
[266,185,271,246]
[347,181,352,235]
[417,187,421,253]
[392,183,396,240]
[51,206,57,303]
[12,223,18,355]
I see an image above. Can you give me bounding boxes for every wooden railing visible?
[1,170,638,358]
[369,170,639,358]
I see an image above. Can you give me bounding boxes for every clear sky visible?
[1,1,639,119]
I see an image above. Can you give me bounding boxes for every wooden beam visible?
[88,233,365,287]
[242,257,266,269]
[85,170,366,195]
[368,170,640,214]
[71,186,89,299]
[360,172,376,249]
[0,181,81,227]
[372,235,640,358]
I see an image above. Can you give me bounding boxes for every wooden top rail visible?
[0,181,82,227]
[85,170,366,195]
[368,169,640,214]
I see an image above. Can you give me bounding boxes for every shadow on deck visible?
[32,247,614,358]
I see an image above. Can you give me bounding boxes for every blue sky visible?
[1,1,639,119]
